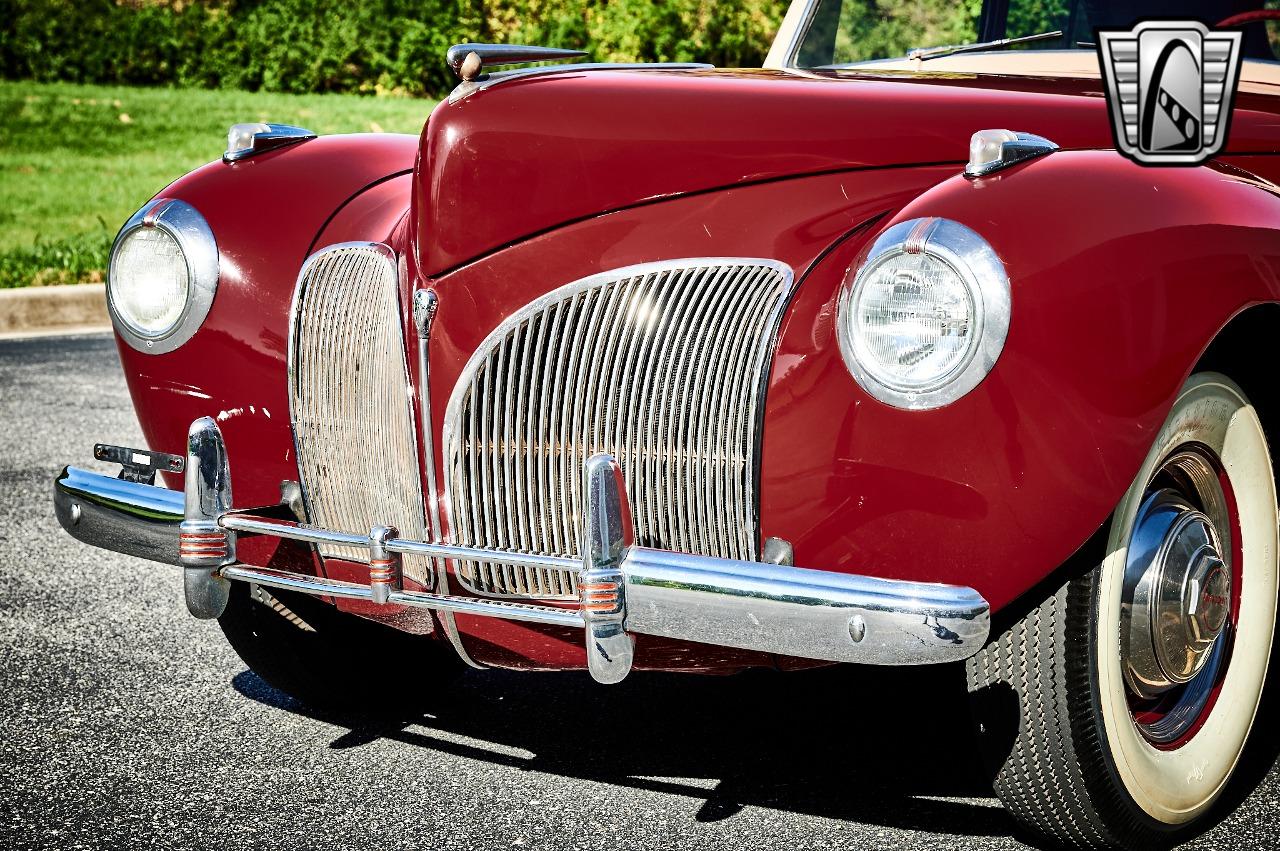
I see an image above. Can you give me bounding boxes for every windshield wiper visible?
[907,30,1064,61]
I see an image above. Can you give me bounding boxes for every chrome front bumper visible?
[54,417,991,684]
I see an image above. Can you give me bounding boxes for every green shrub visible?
[0,0,784,99]
[0,231,113,289]
[482,0,780,67]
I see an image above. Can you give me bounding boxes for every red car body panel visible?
[111,68,1280,671]
[119,133,419,511]
[412,68,1280,276]
[760,151,1280,614]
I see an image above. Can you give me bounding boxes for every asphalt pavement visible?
[2,333,1277,851]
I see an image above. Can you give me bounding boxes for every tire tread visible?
[967,580,1116,849]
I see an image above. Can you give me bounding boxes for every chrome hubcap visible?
[1121,449,1233,742]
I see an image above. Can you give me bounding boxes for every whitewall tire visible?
[967,372,1279,849]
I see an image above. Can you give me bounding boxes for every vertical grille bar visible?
[444,258,793,599]
[288,243,433,588]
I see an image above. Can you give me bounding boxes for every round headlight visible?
[110,227,190,336]
[837,218,1009,409]
[108,198,218,354]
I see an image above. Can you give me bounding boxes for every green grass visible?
[0,80,436,287]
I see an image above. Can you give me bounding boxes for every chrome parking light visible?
[965,129,1059,178]
[224,123,316,163]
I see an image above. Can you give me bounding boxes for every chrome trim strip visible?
[219,513,581,571]
[222,563,374,602]
[448,63,712,102]
[412,289,443,572]
[221,515,369,548]
[391,539,579,571]
[412,287,481,667]
[220,565,586,628]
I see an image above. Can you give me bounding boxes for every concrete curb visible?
[0,283,110,337]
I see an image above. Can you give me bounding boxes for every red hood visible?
[413,67,1280,275]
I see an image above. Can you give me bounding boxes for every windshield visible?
[793,0,1280,67]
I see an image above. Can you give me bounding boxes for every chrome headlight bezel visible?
[108,198,219,354]
[836,217,1010,410]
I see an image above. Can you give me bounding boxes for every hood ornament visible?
[446,43,588,82]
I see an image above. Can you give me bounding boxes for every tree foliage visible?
[828,0,982,63]
[0,0,784,98]
[0,0,1092,98]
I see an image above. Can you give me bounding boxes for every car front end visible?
[48,2,1280,846]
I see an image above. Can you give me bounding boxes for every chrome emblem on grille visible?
[1097,20,1242,166]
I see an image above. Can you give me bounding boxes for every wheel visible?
[217,580,461,714]
[967,372,1279,849]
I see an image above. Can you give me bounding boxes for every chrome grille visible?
[444,258,793,599]
[289,243,433,587]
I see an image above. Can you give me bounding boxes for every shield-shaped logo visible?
[1098,21,1243,165]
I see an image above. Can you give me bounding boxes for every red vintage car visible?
[54,0,1280,847]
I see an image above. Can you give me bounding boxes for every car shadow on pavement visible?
[233,660,1021,840]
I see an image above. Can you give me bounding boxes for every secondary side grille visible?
[444,258,793,599]
[289,243,433,587]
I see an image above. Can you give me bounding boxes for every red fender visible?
[116,134,419,512]
[759,151,1280,614]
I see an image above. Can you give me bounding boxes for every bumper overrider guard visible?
[54,417,991,684]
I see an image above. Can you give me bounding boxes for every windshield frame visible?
[765,0,1280,71]
[764,0,1049,70]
